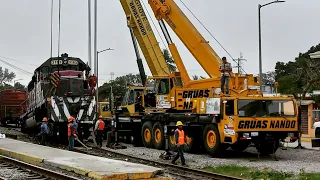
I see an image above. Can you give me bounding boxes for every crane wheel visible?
[183,135,200,153]
[152,122,164,149]
[203,124,226,157]
[141,121,153,148]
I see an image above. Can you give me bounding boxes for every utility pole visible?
[88,0,92,74]
[110,72,114,81]
[233,52,247,74]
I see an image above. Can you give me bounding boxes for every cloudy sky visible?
[0,0,319,86]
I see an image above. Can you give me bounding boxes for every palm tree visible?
[192,75,206,80]
[163,49,177,72]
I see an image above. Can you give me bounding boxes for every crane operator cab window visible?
[225,100,235,116]
[157,79,170,95]
[144,78,170,108]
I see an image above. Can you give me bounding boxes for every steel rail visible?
[0,155,82,180]
[75,146,243,180]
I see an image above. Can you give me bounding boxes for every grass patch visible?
[203,165,320,180]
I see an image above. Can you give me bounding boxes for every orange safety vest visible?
[98,119,105,130]
[176,129,185,145]
[68,124,76,137]
[68,124,72,137]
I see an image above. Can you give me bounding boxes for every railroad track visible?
[0,155,82,180]
[74,145,243,180]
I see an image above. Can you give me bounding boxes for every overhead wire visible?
[0,58,33,75]
[0,55,37,66]
[177,0,247,74]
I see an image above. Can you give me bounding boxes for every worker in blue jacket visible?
[40,117,49,146]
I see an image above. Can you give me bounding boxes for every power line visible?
[233,52,247,74]
[0,55,37,66]
[0,58,33,75]
[177,0,247,74]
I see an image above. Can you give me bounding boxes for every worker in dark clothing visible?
[171,121,187,166]
[40,117,49,146]
[135,92,143,112]
[67,116,78,151]
[73,117,78,134]
[94,115,105,148]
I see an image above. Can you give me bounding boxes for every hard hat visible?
[99,115,102,119]
[42,117,48,122]
[176,121,183,126]
[68,116,74,122]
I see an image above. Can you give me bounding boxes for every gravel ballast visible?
[2,126,320,175]
[100,142,320,174]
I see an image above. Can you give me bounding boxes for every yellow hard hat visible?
[176,121,183,126]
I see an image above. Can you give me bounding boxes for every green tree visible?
[163,49,177,72]
[0,67,15,85]
[98,73,142,106]
[14,82,26,90]
[0,83,14,91]
[192,75,206,80]
[275,44,320,98]
[261,71,275,85]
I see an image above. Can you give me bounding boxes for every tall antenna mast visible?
[233,52,247,74]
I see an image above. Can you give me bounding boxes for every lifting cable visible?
[141,0,167,50]
[177,0,247,74]
[140,0,172,75]
[50,0,54,58]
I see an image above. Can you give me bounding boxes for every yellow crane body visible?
[111,0,299,157]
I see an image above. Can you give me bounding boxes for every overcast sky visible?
[0,0,319,86]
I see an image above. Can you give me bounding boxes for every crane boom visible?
[120,0,170,76]
[148,0,222,78]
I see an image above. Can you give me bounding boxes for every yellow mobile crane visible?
[136,0,298,156]
[115,0,299,157]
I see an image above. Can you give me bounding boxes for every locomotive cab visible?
[55,71,84,97]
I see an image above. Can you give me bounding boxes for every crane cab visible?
[142,72,183,112]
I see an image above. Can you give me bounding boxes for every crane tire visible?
[152,122,165,149]
[141,121,153,148]
[203,124,226,157]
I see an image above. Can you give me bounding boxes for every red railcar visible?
[0,90,27,126]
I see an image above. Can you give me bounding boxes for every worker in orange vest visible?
[171,121,187,166]
[67,116,78,151]
[94,115,105,148]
